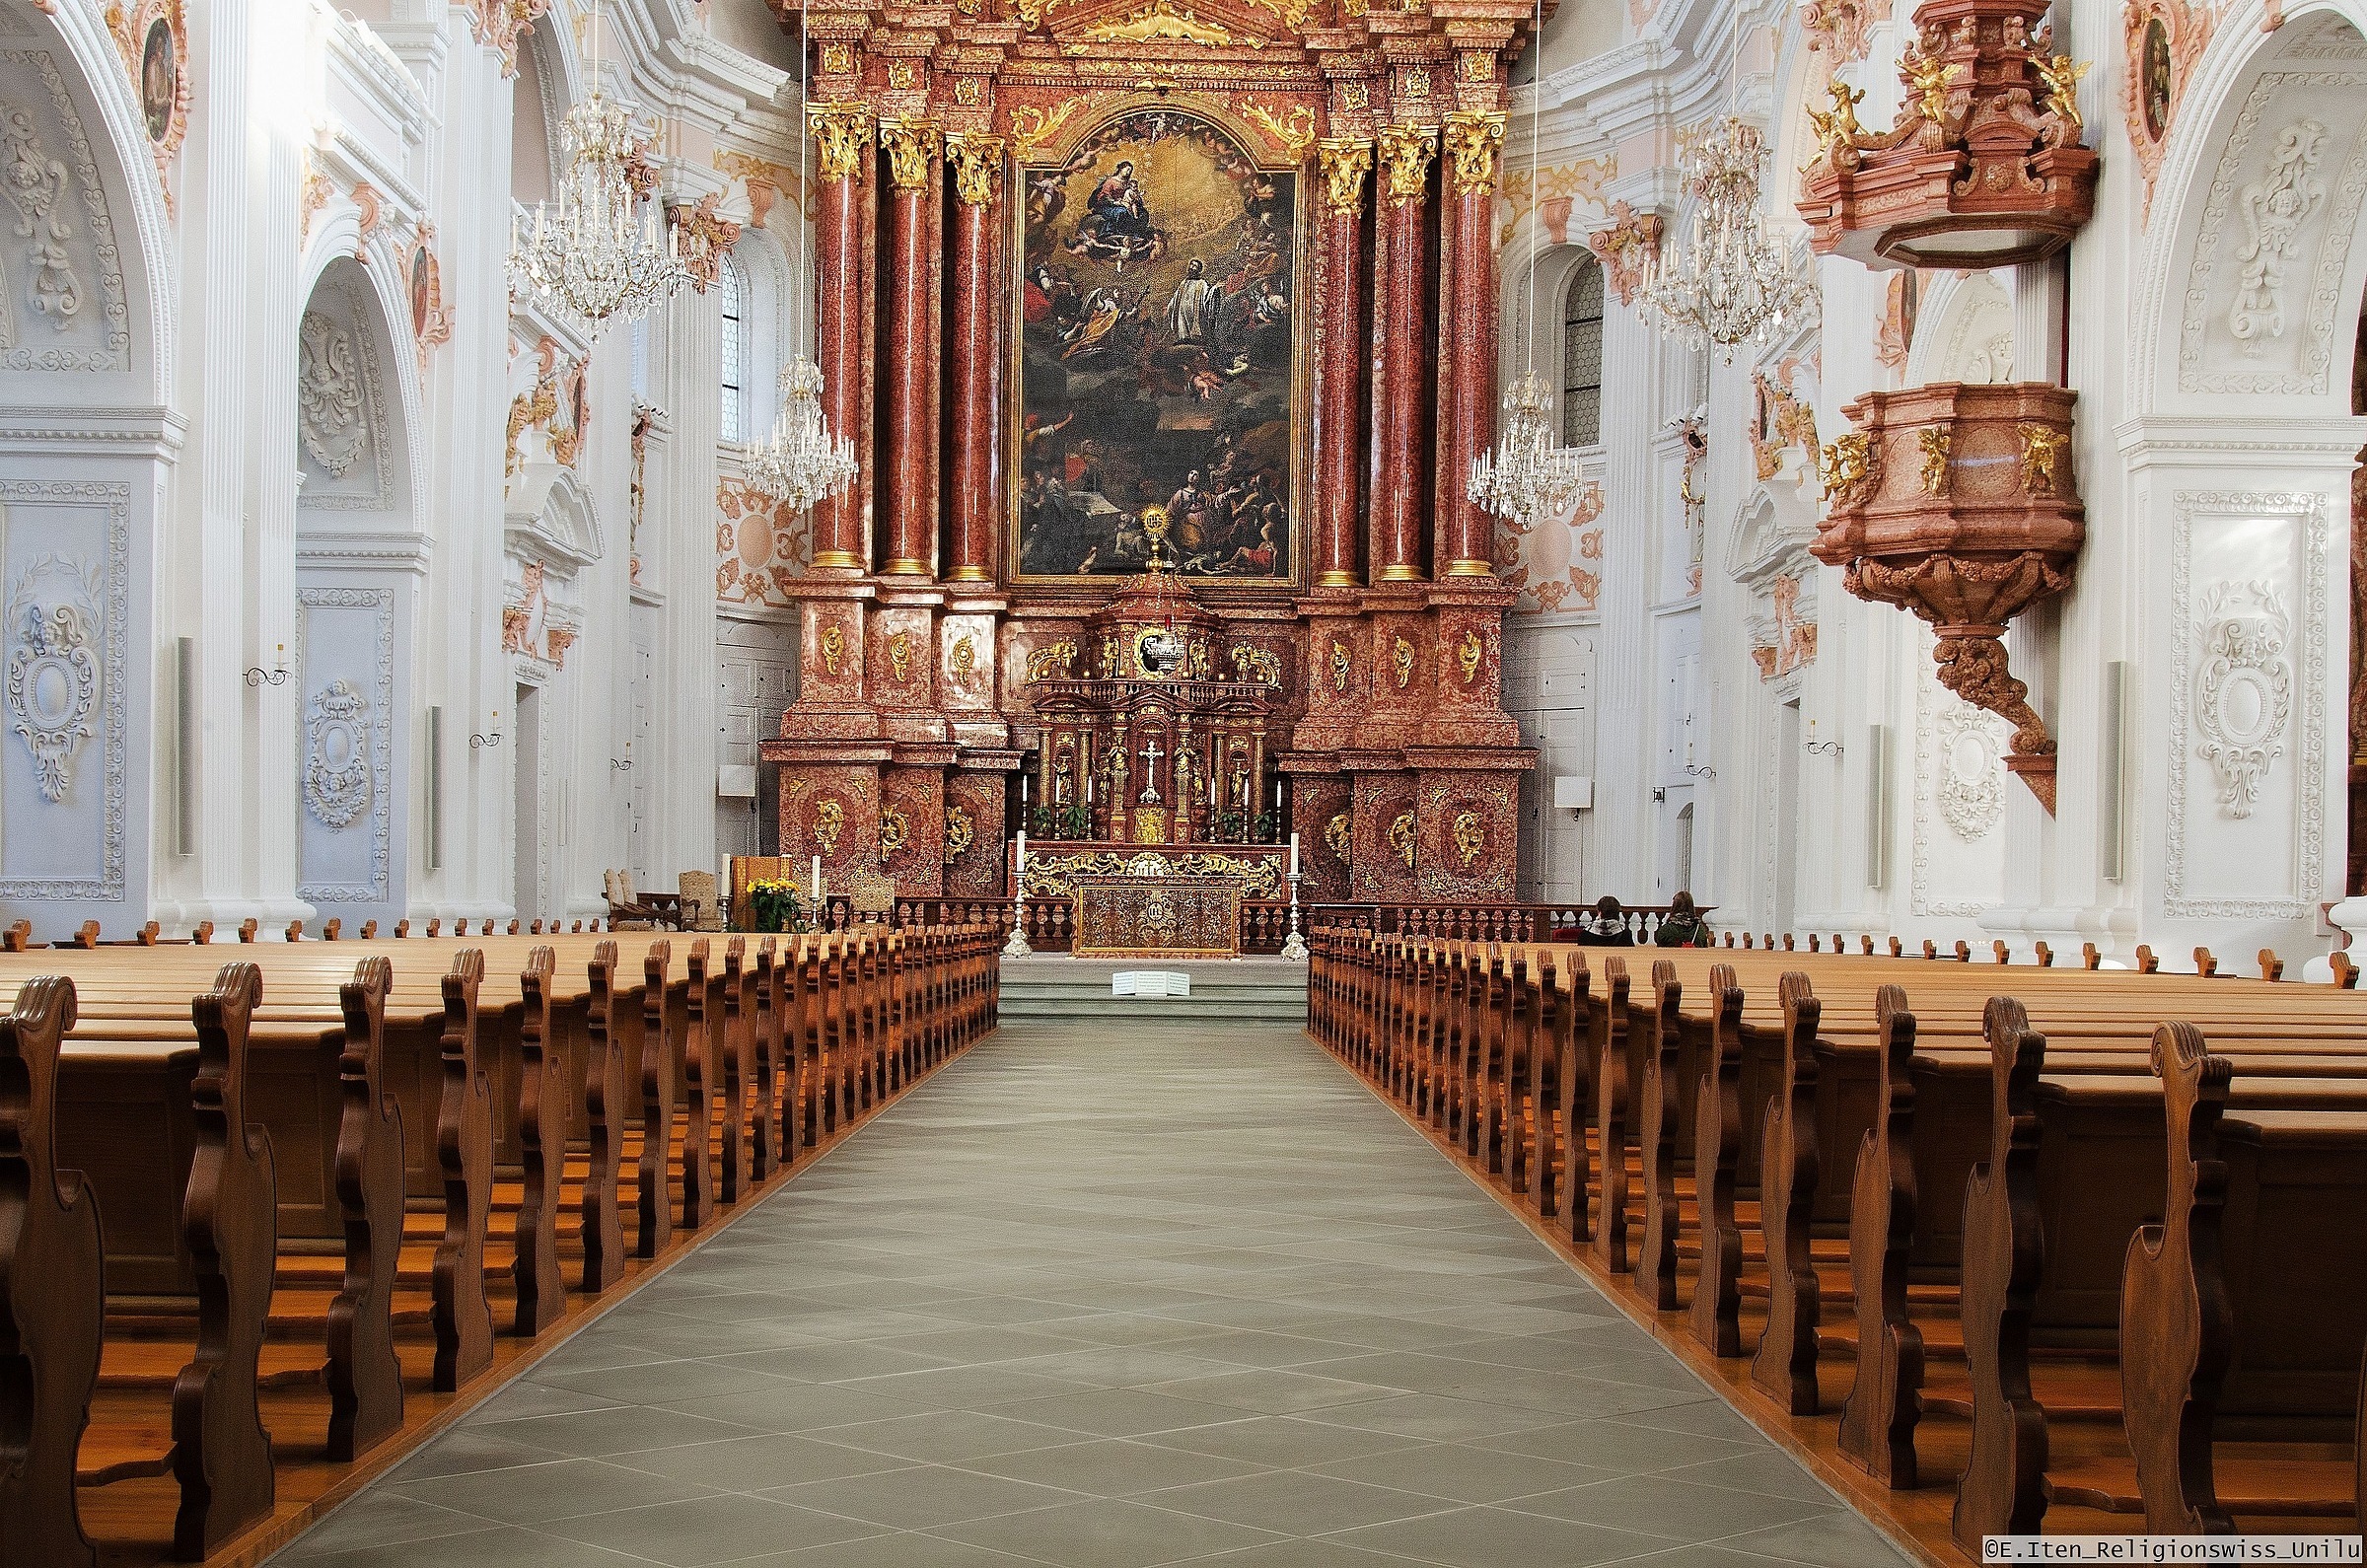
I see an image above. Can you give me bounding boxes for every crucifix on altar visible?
[1138,738,1166,806]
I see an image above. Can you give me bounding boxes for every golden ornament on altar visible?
[888,629,916,683]
[1024,637,1078,683]
[1329,639,1351,694]
[1009,101,1085,159]
[945,132,1006,205]
[1388,811,1416,870]
[1458,630,1483,685]
[879,805,911,858]
[1239,102,1318,161]
[877,116,940,191]
[1391,635,1414,689]
[1325,811,1351,864]
[807,101,873,184]
[944,805,975,863]
[1452,810,1484,866]
[1317,138,1374,213]
[1441,110,1506,196]
[950,633,978,680]
[820,621,846,675]
[814,798,845,855]
[1377,123,1437,207]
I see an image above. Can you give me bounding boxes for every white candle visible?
[1022,773,1030,805]
[810,854,822,907]
[1289,832,1300,878]
[1015,831,1027,883]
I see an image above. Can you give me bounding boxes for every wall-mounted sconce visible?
[244,643,291,687]
[1685,764,1718,780]
[610,758,634,771]
[471,710,503,749]
[1803,718,1842,757]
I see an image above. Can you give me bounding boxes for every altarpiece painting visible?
[1013,107,1300,584]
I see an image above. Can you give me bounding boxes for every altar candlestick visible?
[1015,830,1027,877]
[1290,832,1300,877]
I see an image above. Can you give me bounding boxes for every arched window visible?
[719,254,748,443]
[1561,256,1605,449]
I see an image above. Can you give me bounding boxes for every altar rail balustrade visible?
[808,899,1706,957]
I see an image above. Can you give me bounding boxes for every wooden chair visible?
[680,871,725,933]
[604,870,683,931]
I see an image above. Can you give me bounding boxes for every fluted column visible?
[1439,109,1505,577]
[1314,138,1372,590]
[877,115,942,578]
[945,131,1006,584]
[1370,122,1438,583]
[808,100,874,572]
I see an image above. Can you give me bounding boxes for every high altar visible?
[759,0,1541,910]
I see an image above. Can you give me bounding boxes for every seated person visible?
[1574,895,1634,947]
[1653,891,1706,948]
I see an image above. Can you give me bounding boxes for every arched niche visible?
[2137,4,2367,418]
[0,0,175,934]
[294,256,418,921]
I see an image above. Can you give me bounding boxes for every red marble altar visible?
[760,0,1540,905]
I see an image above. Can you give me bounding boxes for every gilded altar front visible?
[1018,846,1283,900]
[1072,875,1246,960]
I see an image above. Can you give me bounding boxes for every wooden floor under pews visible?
[0,922,1001,1568]
[1308,931,2367,1566]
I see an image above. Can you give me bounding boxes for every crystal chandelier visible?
[1468,0,1585,525]
[508,84,693,330]
[744,358,858,512]
[1641,116,1811,358]
[1469,375,1585,523]
[744,38,859,513]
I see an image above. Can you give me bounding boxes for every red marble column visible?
[1313,138,1372,591]
[1369,123,1437,584]
[1440,109,1505,577]
[807,100,873,573]
[944,131,1006,585]
[877,115,942,578]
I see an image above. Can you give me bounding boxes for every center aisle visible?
[267,1022,1914,1568]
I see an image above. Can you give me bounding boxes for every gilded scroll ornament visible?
[1441,110,1506,197]
[1239,103,1317,161]
[1080,0,1233,45]
[877,116,941,191]
[1008,102,1085,160]
[1452,810,1484,866]
[1377,123,1438,208]
[887,629,916,683]
[820,622,845,676]
[1025,638,1079,682]
[950,633,978,680]
[813,798,845,855]
[820,42,854,74]
[2018,424,2065,495]
[1916,428,1953,495]
[808,102,873,184]
[944,804,975,862]
[1020,848,1283,898]
[879,805,911,859]
[944,132,1006,206]
[1388,811,1416,870]
[1391,635,1414,689]
[1325,811,1351,864]
[1458,631,1483,685]
[1317,139,1373,213]
[1329,639,1351,694]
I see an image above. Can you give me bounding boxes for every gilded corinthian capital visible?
[876,115,941,191]
[1440,110,1506,196]
[1316,137,1373,213]
[807,101,873,184]
[943,131,1007,206]
[1376,123,1437,207]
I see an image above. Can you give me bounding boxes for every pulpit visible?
[1072,876,1246,960]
